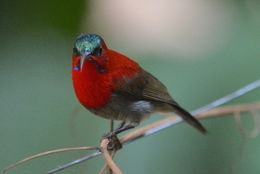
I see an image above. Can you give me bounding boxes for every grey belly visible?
[88,94,154,124]
[88,93,175,124]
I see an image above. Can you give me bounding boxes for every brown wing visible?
[115,70,179,106]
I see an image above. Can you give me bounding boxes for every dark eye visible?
[92,47,102,57]
[72,47,80,58]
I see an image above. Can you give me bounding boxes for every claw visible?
[101,133,122,151]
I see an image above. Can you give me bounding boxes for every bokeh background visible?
[1,0,260,173]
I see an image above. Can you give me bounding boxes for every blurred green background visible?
[0,0,259,174]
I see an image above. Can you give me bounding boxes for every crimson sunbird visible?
[72,34,207,137]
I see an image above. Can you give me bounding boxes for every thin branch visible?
[99,151,116,174]
[3,147,100,174]
[100,139,122,174]
[46,151,102,174]
[197,103,260,119]
[234,109,260,138]
[192,79,260,115]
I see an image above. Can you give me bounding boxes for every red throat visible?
[72,49,142,109]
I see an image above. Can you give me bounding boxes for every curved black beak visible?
[80,51,91,71]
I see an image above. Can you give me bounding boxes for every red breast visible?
[72,49,142,108]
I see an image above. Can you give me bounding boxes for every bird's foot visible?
[101,132,122,151]
[101,123,136,151]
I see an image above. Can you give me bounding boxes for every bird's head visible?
[72,34,107,71]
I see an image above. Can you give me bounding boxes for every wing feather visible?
[115,70,179,106]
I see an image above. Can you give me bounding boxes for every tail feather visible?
[172,104,207,134]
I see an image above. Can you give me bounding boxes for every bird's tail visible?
[172,104,207,134]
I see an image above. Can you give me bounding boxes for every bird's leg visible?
[113,123,136,135]
[106,120,126,151]
[110,119,114,132]
[105,120,123,151]
[103,122,137,151]
[117,120,126,129]
[103,123,136,138]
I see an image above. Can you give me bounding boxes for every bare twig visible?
[46,151,102,174]
[234,109,260,138]
[192,79,260,115]
[3,147,100,174]
[100,139,122,174]
[99,151,116,174]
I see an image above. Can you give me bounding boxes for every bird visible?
[71,34,207,137]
